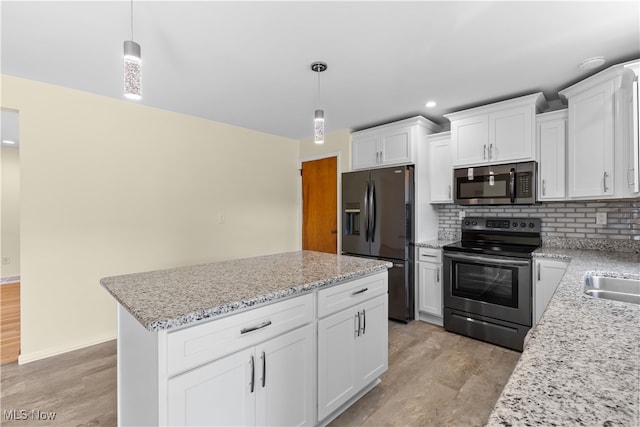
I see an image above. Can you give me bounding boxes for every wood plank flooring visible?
[0,321,519,426]
[1,282,21,365]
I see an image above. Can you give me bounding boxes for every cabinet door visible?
[428,135,453,203]
[533,259,569,325]
[352,135,380,170]
[450,115,489,166]
[167,347,256,426]
[567,81,615,198]
[380,126,412,165]
[356,295,388,387]
[317,308,358,421]
[538,118,566,200]
[256,325,313,427]
[417,262,442,317]
[489,106,534,162]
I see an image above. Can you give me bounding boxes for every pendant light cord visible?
[317,70,321,108]
[130,0,134,40]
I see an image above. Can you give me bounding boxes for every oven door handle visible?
[444,252,530,267]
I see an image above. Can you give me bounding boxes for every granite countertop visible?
[487,247,640,426]
[415,239,458,249]
[100,250,391,331]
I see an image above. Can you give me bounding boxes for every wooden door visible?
[302,156,337,254]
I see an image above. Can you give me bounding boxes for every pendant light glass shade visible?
[314,109,325,144]
[123,40,141,100]
[311,61,327,145]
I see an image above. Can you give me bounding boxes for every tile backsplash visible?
[435,201,640,251]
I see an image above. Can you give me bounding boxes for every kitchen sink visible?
[583,275,640,305]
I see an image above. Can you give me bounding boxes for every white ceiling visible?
[1,1,639,141]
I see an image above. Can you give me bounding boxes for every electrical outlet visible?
[596,212,607,225]
[2,257,10,265]
[218,214,226,224]
[459,210,466,220]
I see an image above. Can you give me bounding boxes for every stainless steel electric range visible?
[442,217,542,351]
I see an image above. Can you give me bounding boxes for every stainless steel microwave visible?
[454,161,537,205]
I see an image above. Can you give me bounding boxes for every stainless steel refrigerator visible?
[342,165,414,322]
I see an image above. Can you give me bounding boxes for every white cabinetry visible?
[168,325,313,426]
[317,274,388,422]
[444,93,547,167]
[533,258,569,326]
[351,116,440,170]
[427,132,453,203]
[416,247,443,326]
[536,110,567,200]
[559,60,639,199]
[118,293,315,427]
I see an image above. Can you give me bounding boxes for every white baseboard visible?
[18,333,116,365]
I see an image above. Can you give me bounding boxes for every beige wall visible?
[298,128,352,173]
[1,143,20,278]
[1,75,301,363]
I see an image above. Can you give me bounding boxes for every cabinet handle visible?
[241,320,272,335]
[489,144,494,160]
[542,179,546,196]
[362,309,366,335]
[603,172,609,192]
[448,184,451,199]
[483,144,487,160]
[355,313,361,337]
[437,267,440,283]
[351,287,368,296]
[537,263,541,281]
[249,355,255,393]
[261,351,266,388]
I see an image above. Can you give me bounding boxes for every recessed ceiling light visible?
[579,56,606,70]
[2,140,16,145]
[425,100,437,108]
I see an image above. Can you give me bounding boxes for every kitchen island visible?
[101,250,391,426]
[487,248,640,426]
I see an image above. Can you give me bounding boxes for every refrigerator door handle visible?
[369,180,376,242]
[363,181,370,242]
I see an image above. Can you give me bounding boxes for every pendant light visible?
[311,61,327,144]
[123,0,141,100]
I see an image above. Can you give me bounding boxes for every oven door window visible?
[451,260,518,307]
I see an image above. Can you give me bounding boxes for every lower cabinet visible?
[416,247,443,325]
[533,258,569,325]
[317,293,388,421]
[168,325,313,426]
[117,271,389,427]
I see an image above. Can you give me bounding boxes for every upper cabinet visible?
[427,132,453,203]
[444,93,547,167]
[559,60,639,199]
[351,116,440,170]
[536,109,567,201]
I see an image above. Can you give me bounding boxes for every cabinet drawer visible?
[167,293,313,376]
[417,247,441,263]
[317,273,387,318]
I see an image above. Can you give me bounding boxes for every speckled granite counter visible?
[415,239,458,249]
[487,248,640,426]
[101,250,391,331]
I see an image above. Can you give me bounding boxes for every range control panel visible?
[461,217,541,233]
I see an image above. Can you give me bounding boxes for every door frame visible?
[298,152,342,253]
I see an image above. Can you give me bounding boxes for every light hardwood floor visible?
[1,282,21,364]
[0,321,519,426]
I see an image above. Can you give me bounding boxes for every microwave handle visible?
[509,168,516,203]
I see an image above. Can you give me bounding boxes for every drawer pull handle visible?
[241,320,272,335]
[351,288,368,296]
